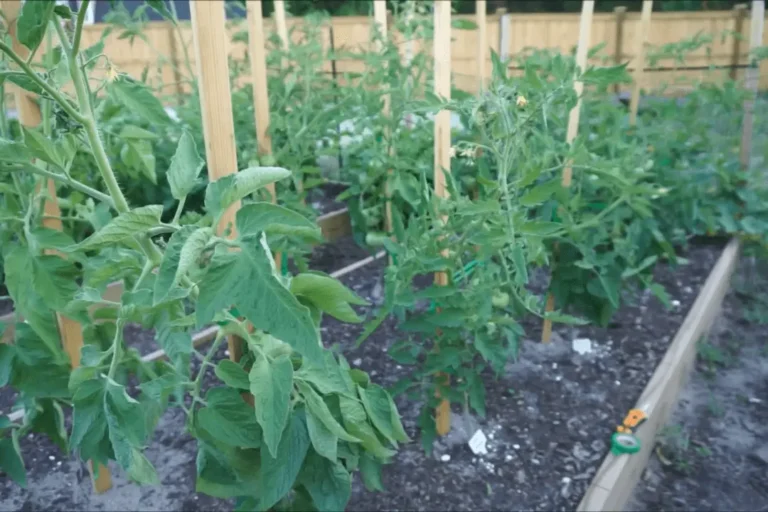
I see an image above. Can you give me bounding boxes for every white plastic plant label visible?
[468,429,488,455]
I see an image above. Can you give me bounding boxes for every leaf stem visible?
[171,196,186,225]
[1,163,115,207]
[192,329,227,401]
[107,321,125,380]
[0,41,84,123]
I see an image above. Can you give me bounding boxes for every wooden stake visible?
[613,6,627,95]
[629,1,653,127]
[731,4,748,81]
[190,0,245,361]
[273,0,290,52]
[2,0,112,493]
[542,0,594,344]
[373,1,393,239]
[498,8,510,68]
[739,1,764,170]
[247,0,281,271]
[433,0,452,437]
[477,0,487,91]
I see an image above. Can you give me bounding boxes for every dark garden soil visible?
[628,256,768,512]
[1,241,725,511]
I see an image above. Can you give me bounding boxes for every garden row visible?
[0,0,767,511]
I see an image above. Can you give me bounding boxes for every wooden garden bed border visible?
[2,248,385,423]
[577,237,742,512]
[0,207,351,342]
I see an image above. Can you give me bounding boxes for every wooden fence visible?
[5,7,768,109]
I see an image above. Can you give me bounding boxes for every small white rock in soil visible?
[562,476,571,484]
[441,454,451,462]
[49,455,55,461]
[505,454,513,462]
[352,358,362,366]
[552,362,558,369]
[224,350,230,357]
[749,397,762,404]
[671,299,681,307]
[513,444,521,450]
[572,338,592,355]
[615,380,621,386]
[532,458,540,465]
[469,429,489,455]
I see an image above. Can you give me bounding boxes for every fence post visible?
[246,1,282,268]
[434,0,452,437]
[1,0,112,493]
[731,4,748,80]
[629,1,654,126]
[190,0,245,361]
[739,1,765,170]
[542,0,595,344]
[498,8,510,72]
[613,6,627,94]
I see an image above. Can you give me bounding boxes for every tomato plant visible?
[0,3,405,509]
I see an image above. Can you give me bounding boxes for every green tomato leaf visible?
[73,205,163,252]
[236,202,322,242]
[167,131,205,200]
[519,180,562,207]
[0,71,44,95]
[153,225,197,305]
[214,360,250,390]
[108,77,172,126]
[296,350,355,397]
[119,125,159,140]
[204,167,291,220]
[298,451,352,512]
[145,0,177,23]
[298,381,360,443]
[290,272,369,323]
[358,384,409,444]
[518,220,561,236]
[0,345,15,387]
[249,354,293,458]
[30,255,79,311]
[305,406,338,461]
[358,452,385,491]
[196,239,321,362]
[338,395,396,459]
[259,410,310,511]
[104,381,159,485]
[17,0,55,52]
[197,387,262,448]
[70,379,109,464]
[0,430,27,487]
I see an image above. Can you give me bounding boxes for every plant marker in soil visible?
[542,0,594,343]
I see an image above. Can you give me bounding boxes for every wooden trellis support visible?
[190,0,246,362]
[273,0,290,54]
[542,0,594,343]
[739,1,764,171]
[1,0,112,493]
[433,0,452,437]
[629,1,654,127]
[247,0,281,270]
[373,0,394,240]
[477,0,487,92]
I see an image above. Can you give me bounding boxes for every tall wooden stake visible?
[247,0,281,270]
[498,8,510,66]
[191,0,245,361]
[731,4,748,81]
[274,0,290,52]
[477,0,487,91]
[629,1,653,127]
[373,0,393,240]
[2,0,112,493]
[739,1,764,170]
[542,0,594,343]
[613,6,627,95]
[433,0,452,437]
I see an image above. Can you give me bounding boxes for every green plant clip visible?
[611,432,642,456]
